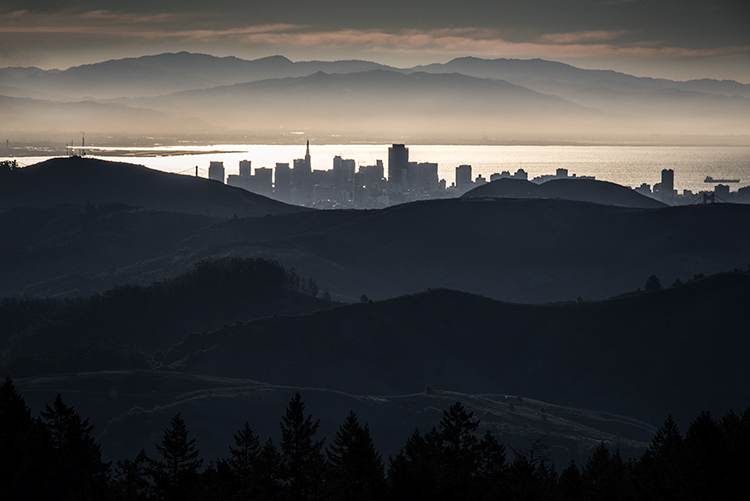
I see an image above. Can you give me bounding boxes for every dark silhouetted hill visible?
[0,157,307,218]
[539,178,666,208]
[0,258,333,376]
[12,271,744,464]
[461,178,544,198]
[160,271,750,428]
[463,177,666,208]
[3,196,750,303]
[14,372,655,466]
[0,203,221,297]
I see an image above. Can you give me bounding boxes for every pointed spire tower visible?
[305,140,311,170]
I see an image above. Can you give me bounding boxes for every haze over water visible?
[8,144,750,195]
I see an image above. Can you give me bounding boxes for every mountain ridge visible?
[2,52,748,141]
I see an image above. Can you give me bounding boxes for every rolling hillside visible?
[463,177,666,208]
[0,157,307,218]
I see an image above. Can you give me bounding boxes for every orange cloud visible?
[539,30,630,44]
[1,10,748,61]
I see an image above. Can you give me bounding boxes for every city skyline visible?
[199,142,745,209]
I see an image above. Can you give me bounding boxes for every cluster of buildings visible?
[206,143,747,208]
[208,143,457,208]
[635,168,749,205]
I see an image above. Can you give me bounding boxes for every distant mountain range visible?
[2,52,748,142]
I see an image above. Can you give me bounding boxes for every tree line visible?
[0,258,330,368]
[1,376,749,500]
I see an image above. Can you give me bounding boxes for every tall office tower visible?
[254,167,273,194]
[239,160,252,177]
[333,156,356,189]
[275,163,292,202]
[407,162,439,192]
[359,160,385,190]
[292,142,312,203]
[661,169,674,193]
[209,161,225,183]
[456,164,472,191]
[388,144,409,191]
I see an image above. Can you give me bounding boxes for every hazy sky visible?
[2,0,749,82]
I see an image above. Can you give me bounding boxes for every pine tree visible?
[280,392,326,501]
[684,411,724,499]
[257,438,284,500]
[387,428,441,500]
[113,449,150,501]
[147,413,203,501]
[228,421,261,496]
[559,460,583,500]
[637,415,686,499]
[437,401,480,498]
[326,410,385,501]
[0,376,50,499]
[40,393,111,500]
[475,430,508,500]
[581,443,627,501]
[644,275,662,292]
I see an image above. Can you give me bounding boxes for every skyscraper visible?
[292,141,312,204]
[275,163,292,202]
[209,161,225,183]
[388,144,409,192]
[239,160,252,177]
[456,165,472,191]
[661,169,674,193]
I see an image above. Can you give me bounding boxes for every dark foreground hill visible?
[463,177,666,208]
[3,195,750,302]
[0,157,306,218]
[11,271,748,465]
[159,272,750,427]
[15,372,655,467]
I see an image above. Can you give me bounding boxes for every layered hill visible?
[12,271,748,464]
[463,177,666,208]
[130,70,598,141]
[3,53,749,142]
[412,57,750,118]
[15,372,655,466]
[0,94,204,135]
[0,53,393,99]
[0,157,306,218]
[2,189,749,302]
[0,257,333,366]
[158,272,750,426]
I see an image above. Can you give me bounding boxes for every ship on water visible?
[705,176,740,183]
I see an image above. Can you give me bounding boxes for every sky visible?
[1,0,749,82]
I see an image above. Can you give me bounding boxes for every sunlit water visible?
[7,144,750,195]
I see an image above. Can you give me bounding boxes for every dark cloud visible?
[3,0,748,47]
[1,0,748,81]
